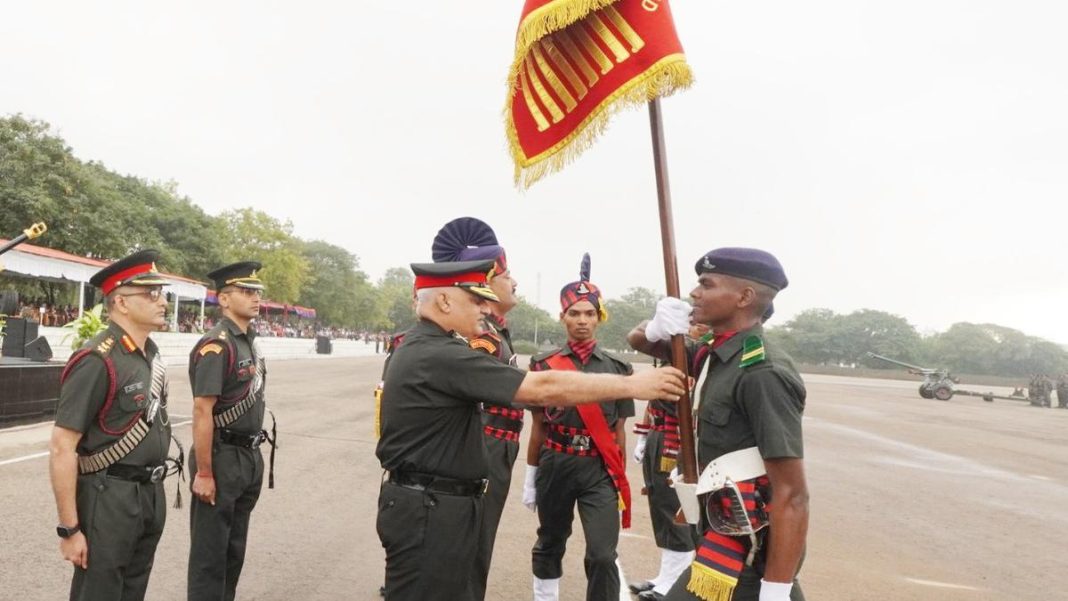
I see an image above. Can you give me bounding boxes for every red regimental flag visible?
[505,0,693,187]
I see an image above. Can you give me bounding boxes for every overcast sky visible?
[2,1,1066,341]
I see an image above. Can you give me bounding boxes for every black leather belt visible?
[218,428,267,449]
[388,471,489,497]
[106,463,167,483]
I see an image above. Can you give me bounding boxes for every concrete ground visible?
[1,356,1064,601]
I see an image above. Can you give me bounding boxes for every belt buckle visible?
[149,465,166,483]
[479,479,489,496]
[249,433,264,449]
[572,435,591,451]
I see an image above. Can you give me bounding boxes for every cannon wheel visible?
[919,385,934,399]
[933,385,954,401]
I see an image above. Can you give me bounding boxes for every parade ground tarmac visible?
[1,356,1065,601]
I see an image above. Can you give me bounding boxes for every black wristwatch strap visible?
[56,524,80,538]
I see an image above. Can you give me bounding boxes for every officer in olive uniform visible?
[430,217,523,601]
[376,258,688,601]
[188,262,274,601]
[48,250,175,601]
[629,248,808,601]
[523,255,634,601]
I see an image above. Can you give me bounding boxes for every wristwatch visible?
[56,524,80,538]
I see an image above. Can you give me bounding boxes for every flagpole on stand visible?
[647,98,697,484]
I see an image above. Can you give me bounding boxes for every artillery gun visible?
[866,352,958,400]
[865,351,1030,403]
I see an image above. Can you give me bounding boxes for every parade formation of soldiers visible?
[45,216,808,601]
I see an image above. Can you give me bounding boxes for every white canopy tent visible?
[0,240,208,328]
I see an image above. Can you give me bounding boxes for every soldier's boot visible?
[533,576,560,601]
[652,549,695,595]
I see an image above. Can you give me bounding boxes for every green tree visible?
[599,287,659,351]
[506,296,563,347]
[299,240,368,326]
[377,267,416,332]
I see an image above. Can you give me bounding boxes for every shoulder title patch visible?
[739,335,766,367]
[199,342,224,356]
[470,337,499,356]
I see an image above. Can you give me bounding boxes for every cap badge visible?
[577,283,590,294]
[702,256,716,270]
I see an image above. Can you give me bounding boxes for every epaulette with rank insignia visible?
[739,335,766,368]
[470,331,502,357]
[96,335,117,355]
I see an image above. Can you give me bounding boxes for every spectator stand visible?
[0,238,208,329]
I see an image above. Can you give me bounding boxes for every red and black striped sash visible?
[482,405,524,441]
[688,476,771,601]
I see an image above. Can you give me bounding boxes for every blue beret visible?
[695,248,788,291]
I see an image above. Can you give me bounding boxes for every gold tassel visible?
[373,385,383,439]
[686,563,738,601]
[506,55,695,188]
[618,492,626,511]
[660,456,677,474]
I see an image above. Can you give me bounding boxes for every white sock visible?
[533,576,560,601]
[653,549,695,594]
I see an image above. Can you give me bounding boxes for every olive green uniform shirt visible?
[188,316,265,434]
[55,322,171,466]
[692,325,805,464]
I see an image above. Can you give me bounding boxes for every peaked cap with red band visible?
[411,259,501,302]
[559,253,607,321]
[431,217,508,277]
[89,249,169,295]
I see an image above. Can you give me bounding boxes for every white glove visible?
[633,435,647,463]
[522,464,538,512]
[758,579,793,601]
[644,297,693,342]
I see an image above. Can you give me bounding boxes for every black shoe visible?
[628,581,656,594]
[379,585,386,597]
[638,591,666,601]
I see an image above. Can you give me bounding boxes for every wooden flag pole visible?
[647,99,698,484]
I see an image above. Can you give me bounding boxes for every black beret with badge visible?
[695,247,788,291]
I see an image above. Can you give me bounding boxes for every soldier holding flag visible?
[48,249,177,601]
[629,248,808,601]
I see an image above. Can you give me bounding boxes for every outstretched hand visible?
[631,366,687,401]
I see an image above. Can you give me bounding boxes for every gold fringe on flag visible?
[506,55,692,188]
[507,0,619,92]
